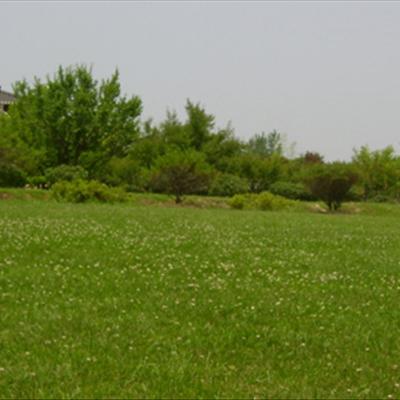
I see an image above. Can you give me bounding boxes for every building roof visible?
[0,89,16,104]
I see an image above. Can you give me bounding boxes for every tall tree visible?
[151,149,213,203]
[305,162,358,211]
[352,146,400,199]
[202,123,243,171]
[8,65,142,170]
[185,100,215,150]
[247,130,284,157]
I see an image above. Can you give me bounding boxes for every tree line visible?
[1,65,400,209]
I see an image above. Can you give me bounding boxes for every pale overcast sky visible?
[2,1,400,160]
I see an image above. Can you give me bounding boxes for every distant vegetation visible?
[1,65,400,210]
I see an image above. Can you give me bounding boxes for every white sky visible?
[2,1,400,160]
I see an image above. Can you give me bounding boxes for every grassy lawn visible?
[1,198,400,398]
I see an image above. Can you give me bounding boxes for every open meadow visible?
[1,197,400,398]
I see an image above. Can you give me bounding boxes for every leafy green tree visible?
[7,65,142,170]
[227,153,287,192]
[202,123,243,171]
[209,173,249,197]
[303,151,324,164]
[151,149,213,203]
[247,130,286,157]
[128,120,166,169]
[269,181,314,201]
[352,146,400,199]
[185,100,215,150]
[160,110,191,150]
[102,156,148,192]
[305,163,358,211]
[0,162,27,187]
[283,151,324,187]
[0,109,43,175]
[45,164,88,186]
[95,71,142,158]
[131,102,242,175]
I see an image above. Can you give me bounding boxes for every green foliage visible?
[27,175,47,188]
[269,181,314,201]
[209,173,248,197]
[8,65,142,168]
[247,130,296,158]
[78,151,106,179]
[45,164,88,186]
[227,153,287,193]
[345,184,365,202]
[0,116,42,175]
[0,163,27,187]
[202,124,243,170]
[3,64,400,205]
[51,179,127,203]
[367,193,394,203]
[388,181,400,201]
[303,151,324,164]
[247,130,284,157]
[305,163,358,211]
[185,100,215,150]
[227,194,247,209]
[160,110,191,150]
[151,149,213,203]
[255,191,295,211]
[102,157,147,192]
[228,191,295,211]
[128,130,165,169]
[352,146,400,200]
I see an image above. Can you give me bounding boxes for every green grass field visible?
[1,198,400,398]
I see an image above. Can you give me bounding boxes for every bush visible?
[304,163,358,211]
[103,157,147,192]
[367,194,394,203]
[346,185,364,202]
[269,181,314,201]
[45,165,88,187]
[209,173,248,197]
[0,164,27,187]
[151,150,213,203]
[27,175,47,188]
[228,194,247,209]
[256,191,294,211]
[388,182,400,202]
[228,191,295,211]
[51,180,127,203]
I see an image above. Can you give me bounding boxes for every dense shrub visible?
[228,191,295,211]
[255,191,294,211]
[367,194,394,203]
[304,163,358,211]
[27,175,47,188]
[388,182,400,201]
[228,194,247,209]
[269,181,313,201]
[45,165,88,186]
[102,157,148,192]
[209,173,248,197]
[151,150,213,203]
[0,164,27,187]
[345,185,364,202]
[227,153,285,193]
[352,146,400,200]
[51,180,127,203]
